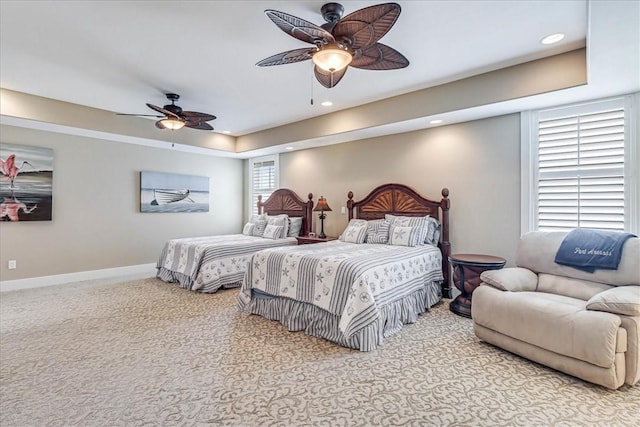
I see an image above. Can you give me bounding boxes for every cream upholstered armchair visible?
[472,231,640,390]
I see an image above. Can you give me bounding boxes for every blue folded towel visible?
[554,229,636,273]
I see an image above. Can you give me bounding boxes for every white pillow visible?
[340,219,368,243]
[389,225,422,247]
[266,214,289,238]
[263,224,285,240]
[587,286,640,316]
[242,223,255,236]
[288,217,303,237]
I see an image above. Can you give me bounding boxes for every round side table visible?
[448,253,506,318]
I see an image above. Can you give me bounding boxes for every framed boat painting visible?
[140,171,209,213]
[1,143,53,221]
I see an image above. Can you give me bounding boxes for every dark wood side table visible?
[448,253,506,318]
[296,236,337,245]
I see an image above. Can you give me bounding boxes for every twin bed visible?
[156,188,313,293]
[157,183,451,351]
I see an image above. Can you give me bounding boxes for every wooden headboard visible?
[257,189,314,236]
[347,183,451,298]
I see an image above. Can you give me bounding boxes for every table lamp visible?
[313,196,332,238]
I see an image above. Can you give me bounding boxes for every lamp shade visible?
[312,44,352,73]
[159,117,186,130]
[313,196,332,212]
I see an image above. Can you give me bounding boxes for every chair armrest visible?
[480,267,538,292]
[587,285,640,316]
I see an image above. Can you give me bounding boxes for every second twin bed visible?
[239,183,451,351]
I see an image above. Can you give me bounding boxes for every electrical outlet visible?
[341,206,346,215]
[8,260,17,270]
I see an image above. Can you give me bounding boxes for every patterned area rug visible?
[1,278,638,426]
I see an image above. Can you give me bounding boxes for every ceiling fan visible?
[256,2,409,88]
[117,93,216,131]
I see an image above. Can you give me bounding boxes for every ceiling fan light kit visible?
[312,43,352,72]
[257,2,409,88]
[117,93,216,132]
[159,117,186,130]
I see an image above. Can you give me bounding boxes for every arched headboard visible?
[258,189,314,236]
[347,183,451,297]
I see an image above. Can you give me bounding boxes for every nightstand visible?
[448,253,506,318]
[296,236,337,245]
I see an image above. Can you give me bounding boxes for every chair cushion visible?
[473,286,623,368]
[537,273,612,301]
[587,286,640,316]
[480,267,538,292]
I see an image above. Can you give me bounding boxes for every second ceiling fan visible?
[256,2,410,88]
[118,93,216,131]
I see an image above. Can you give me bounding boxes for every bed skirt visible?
[240,281,442,351]
[156,267,242,293]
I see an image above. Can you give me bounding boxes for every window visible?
[247,155,278,219]
[522,94,638,234]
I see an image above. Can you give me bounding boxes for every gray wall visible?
[279,114,521,266]
[2,113,521,282]
[0,125,244,281]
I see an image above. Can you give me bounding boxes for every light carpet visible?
[1,277,638,426]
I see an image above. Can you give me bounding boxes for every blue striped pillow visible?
[425,216,441,246]
[288,217,303,237]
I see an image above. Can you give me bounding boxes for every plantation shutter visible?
[536,102,625,231]
[251,158,276,215]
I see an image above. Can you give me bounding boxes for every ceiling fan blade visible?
[314,66,347,88]
[256,47,315,67]
[181,111,216,122]
[265,9,335,45]
[332,3,401,50]
[146,103,180,119]
[185,122,214,131]
[116,113,164,118]
[351,43,409,70]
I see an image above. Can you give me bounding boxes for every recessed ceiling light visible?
[222,130,231,134]
[285,146,294,150]
[430,119,443,124]
[321,101,333,107]
[541,33,565,45]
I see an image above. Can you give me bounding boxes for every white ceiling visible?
[1,1,638,156]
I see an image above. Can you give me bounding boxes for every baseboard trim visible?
[0,263,157,292]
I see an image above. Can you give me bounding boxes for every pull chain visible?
[310,64,314,105]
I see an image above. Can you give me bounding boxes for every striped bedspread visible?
[238,241,443,339]
[156,234,297,292]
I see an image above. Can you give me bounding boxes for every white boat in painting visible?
[152,189,193,205]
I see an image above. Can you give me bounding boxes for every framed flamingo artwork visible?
[140,171,209,213]
[1,143,53,222]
